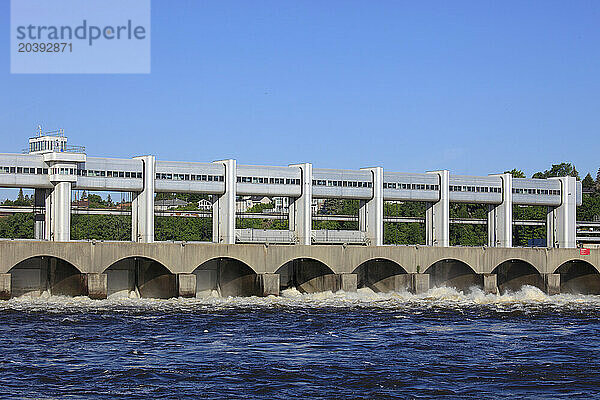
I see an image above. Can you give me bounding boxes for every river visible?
[1,286,599,399]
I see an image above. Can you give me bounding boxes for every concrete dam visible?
[0,240,598,300]
[0,129,595,300]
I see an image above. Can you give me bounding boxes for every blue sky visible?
[1,0,599,179]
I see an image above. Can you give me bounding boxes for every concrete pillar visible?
[544,273,561,295]
[34,188,46,240]
[212,159,236,244]
[86,273,107,299]
[44,189,52,241]
[547,176,577,248]
[410,273,430,294]
[48,181,71,242]
[488,173,513,247]
[359,167,383,246]
[288,163,313,245]
[177,273,196,298]
[0,274,10,300]
[483,274,499,295]
[132,155,156,243]
[44,153,84,242]
[338,273,357,292]
[425,170,449,247]
[546,206,556,248]
[257,273,280,296]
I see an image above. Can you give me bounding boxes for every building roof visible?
[155,199,188,207]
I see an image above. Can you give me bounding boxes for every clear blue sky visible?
[1,0,599,178]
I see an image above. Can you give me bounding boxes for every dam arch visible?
[353,258,407,292]
[9,255,84,297]
[555,260,600,294]
[276,257,338,293]
[104,256,176,299]
[492,259,544,293]
[424,259,481,292]
[193,257,258,297]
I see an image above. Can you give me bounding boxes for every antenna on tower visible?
[36,125,42,137]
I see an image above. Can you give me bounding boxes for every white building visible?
[155,198,187,211]
[198,199,212,211]
[236,196,272,213]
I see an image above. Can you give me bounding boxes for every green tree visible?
[155,192,210,203]
[7,189,34,206]
[533,163,580,180]
[382,201,427,245]
[312,199,359,230]
[504,169,526,178]
[583,173,595,191]
[0,213,34,238]
[246,202,275,213]
[155,216,212,241]
[320,199,359,215]
[87,194,107,208]
[578,193,600,221]
[511,204,547,246]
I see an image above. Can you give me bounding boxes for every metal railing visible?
[311,229,367,244]
[64,144,86,153]
[235,228,296,244]
[22,144,86,154]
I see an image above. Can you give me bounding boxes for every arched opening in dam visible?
[353,258,407,292]
[104,257,176,299]
[9,256,84,297]
[492,259,544,293]
[276,258,337,293]
[555,260,600,294]
[193,258,258,297]
[424,259,481,292]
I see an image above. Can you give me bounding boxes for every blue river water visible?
[1,286,600,399]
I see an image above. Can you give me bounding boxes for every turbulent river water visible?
[1,286,600,399]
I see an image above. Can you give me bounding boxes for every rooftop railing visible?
[22,144,86,154]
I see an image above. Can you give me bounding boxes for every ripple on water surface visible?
[1,286,600,399]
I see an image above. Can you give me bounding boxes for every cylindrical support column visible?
[132,155,156,243]
[257,273,280,297]
[0,274,11,300]
[212,159,236,244]
[51,181,71,242]
[547,176,578,248]
[546,206,556,248]
[425,170,449,247]
[544,273,561,295]
[359,167,383,246]
[85,273,107,300]
[288,163,313,245]
[338,273,358,292]
[177,273,197,298]
[487,173,512,247]
[483,273,499,295]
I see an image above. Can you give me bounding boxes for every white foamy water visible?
[1,285,600,313]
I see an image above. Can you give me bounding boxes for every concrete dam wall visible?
[0,240,598,299]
